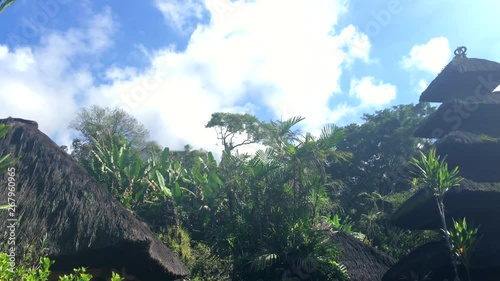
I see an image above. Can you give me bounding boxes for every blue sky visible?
[0,0,499,154]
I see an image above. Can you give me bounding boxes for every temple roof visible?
[419,47,500,102]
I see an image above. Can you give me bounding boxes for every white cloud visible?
[13,47,35,72]
[89,0,373,148]
[86,7,118,51]
[0,8,116,139]
[349,76,397,107]
[337,24,371,64]
[401,36,451,74]
[417,79,428,93]
[155,0,205,32]
[1,1,376,155]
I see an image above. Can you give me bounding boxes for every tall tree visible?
[70,105,150,147]
[206,112,266,152]
[330,103,435,214]
[206,114,352,280]
[327,103,436,256]
[69,105,152,164]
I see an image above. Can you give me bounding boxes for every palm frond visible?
[0,0,15,13]
[250,253,280,271]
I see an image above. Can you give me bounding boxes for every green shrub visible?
[158,226,194,267]
[0,253,123,281]
[189,243,232,281]
[158,227,232,280]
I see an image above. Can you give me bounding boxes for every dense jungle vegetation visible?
[63,103,437,280]
[1,102,448,280]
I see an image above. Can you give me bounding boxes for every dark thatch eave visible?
[419,57,500,103]
[333,232,395,281]
[317,221,396,281]
[383,237,500,281]
[434,131,500,182]
[414,93,500,138]
[390,178,500,231]
[382,241,451,281]
[0,118,188,280]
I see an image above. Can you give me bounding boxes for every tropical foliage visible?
[449,218,480,281]
[410,148,464,281]
[0,253,123,281]
[328,103,437,257]
[58,103,466,280]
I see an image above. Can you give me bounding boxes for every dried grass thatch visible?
[317,221,396,281]
[414,93,500,138]
[419,57,500,102]
[383,237,500,281]
[391,178,500,231]
[435,131,500,182]
[382,241,451,281]
[334,231,395,281]
[0,118,188,280]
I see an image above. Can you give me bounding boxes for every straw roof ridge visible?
[0,118,188,280]
[447,57,500,72]
[419,57,500,102]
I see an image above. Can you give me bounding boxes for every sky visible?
[0,0,499,155]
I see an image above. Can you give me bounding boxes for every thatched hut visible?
[0,118,188,281]
[419,47,500,102]
[383,48,500,280]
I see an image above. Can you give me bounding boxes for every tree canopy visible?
[205,112,267,152]
[70,105,150,148]
[327,103,437,256]
[13,102,443,280]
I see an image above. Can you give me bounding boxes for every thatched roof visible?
[414,93,500,138]
[435,131,500,182]
[435,130,500,144]
[317,221,396,281]
[383,237,500,281]
[0,118,188,280]
[391,178,500,231]
[419,57,500,102]
[382,241,451,281]
[333,231,395,281]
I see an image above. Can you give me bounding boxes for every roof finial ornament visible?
[454,46,467,59]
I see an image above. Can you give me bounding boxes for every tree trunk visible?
[436,196,461,281]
